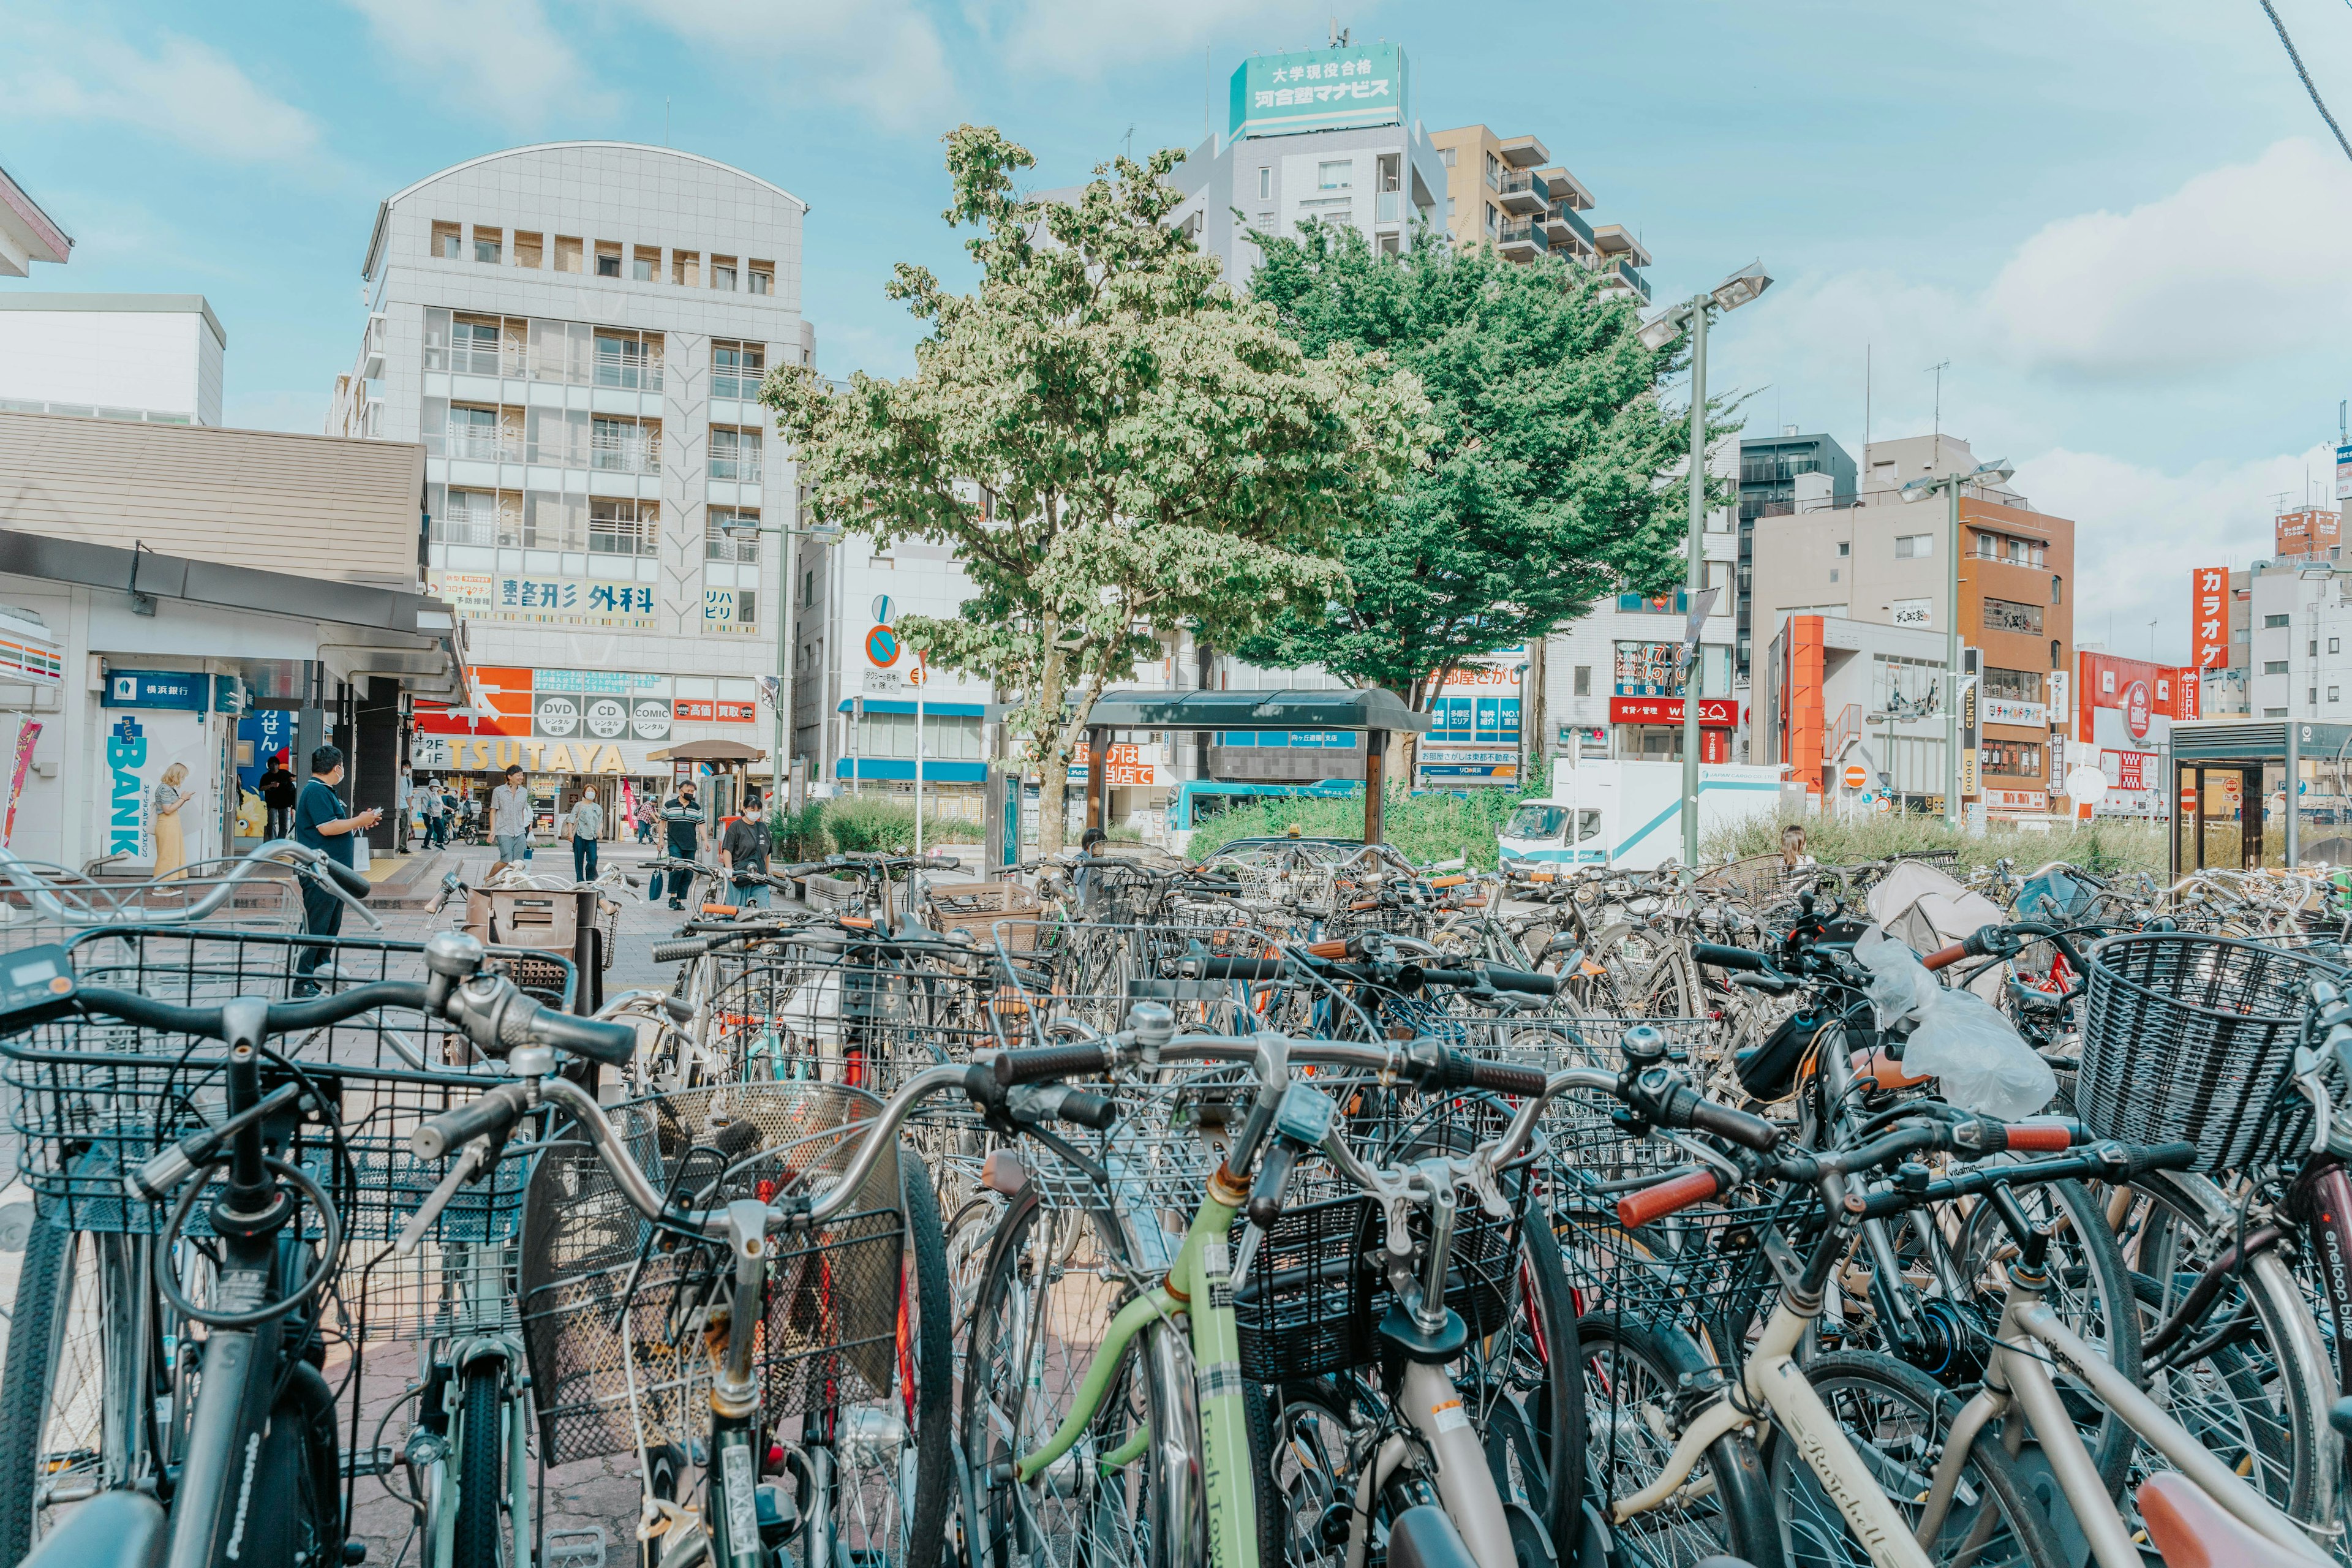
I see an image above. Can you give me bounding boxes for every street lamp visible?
[1639,262,1773,871]
[1899,457,2014,827]
[720,514,841,812]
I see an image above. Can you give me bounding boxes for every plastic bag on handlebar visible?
[1853,926,1941,1033]
[1904,979,2057,1120]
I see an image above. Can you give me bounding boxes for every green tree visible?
[1237,224,1728,741]
[767,127,1429,851]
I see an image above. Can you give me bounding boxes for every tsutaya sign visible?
[1230,43,1407,140]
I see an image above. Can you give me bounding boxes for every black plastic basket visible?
[2078,932,2346,1173]
[1232,1166,1524,1383]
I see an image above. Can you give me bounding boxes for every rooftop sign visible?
[1229,44,1407,140]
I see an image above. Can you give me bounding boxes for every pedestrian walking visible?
[661,780,706,909]
[718,790,769,907]
[636,807,655,845]
[292,744,379,995]
[569,786,605,882]
[149,761,190,878]
[420,778,447,848]
[259,751,298,842]
[489,764,532,867]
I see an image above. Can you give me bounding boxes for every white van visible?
[1497,760,1783,879]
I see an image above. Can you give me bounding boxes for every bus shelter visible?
[1079,687,1431,846]
[2165,718,2352,878]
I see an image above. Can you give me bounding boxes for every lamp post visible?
[1638,262,1772,871]
[1899,457,2013,828]
[720,516,840,815]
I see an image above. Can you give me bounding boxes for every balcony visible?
[709,447,763,483]
[1541,202,1595,253]
[439,430,522,463]
[1497,219,1541,259]
[1604,259,1652,301]
[1497,170,1547,216]
[592,353,664,394]
[590,434,662,474]
[361,313,386,380]
[1375,190,1401,224]
[713,366,766,401]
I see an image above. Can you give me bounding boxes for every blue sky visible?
[6,0,2352,658]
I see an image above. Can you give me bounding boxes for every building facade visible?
[0,294,225,426]
[1758,612,1949,805]
[1736,429,1856,683]
[1747,435,2074,816]
[0,162,70,277]
[1164,42,1444,293]
[1424,126,1648,303]
[333,143,818,821]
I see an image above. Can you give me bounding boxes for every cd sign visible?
[584,697,629,739]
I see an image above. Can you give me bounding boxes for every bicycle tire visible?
[1577,1313,1776,1567]
[1769,1349,2061,1568]
[236,1361,344,1568]
[0,1219,143,1559]
[453,1363,505,1568]
[893,1140,954,1568]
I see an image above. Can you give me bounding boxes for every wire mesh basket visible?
[0,856,308,953]
[517,1081,916,1466]
[1,928,540,1244]
[339,1234,520,1343]
[2078,932,2347,1172]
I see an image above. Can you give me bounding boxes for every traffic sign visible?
[2064,765,2108,806]
[908,662,928,687]
[1842,763,1868,790]
[2179,783,2199,815]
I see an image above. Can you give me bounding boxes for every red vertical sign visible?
[2190,567,2228,673]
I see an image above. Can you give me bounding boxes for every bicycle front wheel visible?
[453,1364,507,1568]
[0,1219,148,1558]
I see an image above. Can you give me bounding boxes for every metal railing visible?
[1612,259,1652,301]
[714,365,766,400]
[435,515,503,548]
[592,355,664,393]
[440,431,522,463]
[708,448,763,483]
[1498,219,1540,247]
[589,435,662,474]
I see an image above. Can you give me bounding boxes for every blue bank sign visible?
[102,670,206,712]
[1229,43,1406,140]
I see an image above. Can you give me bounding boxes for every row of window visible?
[1972,532,2047,567]
[1979,741,2043,777]
[425,399,763,479]
[429,222,773,294]
[431,489,766,559]
[423,311,774,397]
[847,711,984,761]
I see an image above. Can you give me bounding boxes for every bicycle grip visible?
[1464,1057,1550,1098]
[989,1042,1115,1087]
[1690,943,1773,973]
[1198,957,1289,981]
[1051,1089,1119,1132]
[1478,965,1559,997]
[650,938,710,963]
[1684,1098,1782,1152]
[503,998,638,1066]
[1920,941,1969,973]
[1998,1118,2082,1153]
[411,1082,532,1160]
[323,859,372,900]
[1617,1168,1727,1229]
[1248,1139,1304,1227]
[2123,1140,2199,1177]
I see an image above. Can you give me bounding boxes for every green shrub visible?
[769,796,982,858]
[1703,805,2174,878]
[1183,781,1539,869]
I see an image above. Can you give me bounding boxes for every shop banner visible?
[104,710,209,863]
[5,720,39,846]
[2190,567,2228,672]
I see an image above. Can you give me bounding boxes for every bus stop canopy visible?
[1080,687,1431,846]
[2165,718,2352,877]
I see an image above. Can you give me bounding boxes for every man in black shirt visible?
[292,744,380,994]
[258,752,298,841]
[660,781,706,910]
[718,791,770,907]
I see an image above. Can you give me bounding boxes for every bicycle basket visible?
[2078,932,2347,1172]
[518,1081,914,1466]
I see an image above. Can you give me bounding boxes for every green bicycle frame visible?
[1014,1172,1258,1568]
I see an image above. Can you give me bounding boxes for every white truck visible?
[1496,760,1785,880]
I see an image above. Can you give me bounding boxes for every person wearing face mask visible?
[661,779,707,910]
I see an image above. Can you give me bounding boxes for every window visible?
[1378,232,1400,255]
[595,241,622,278]
[629,246,657,282]
[1983,667,2043,702]
[513,231,543,268]
[748,260,773,295]
[710,254,738,292]
[2051,575,2062,605]
[2313,688,2321,706]
[2266,613,2291,628]
[2313,641,2321,657]
[554,235,582,274]
[1981,597,2042,635]
[1484,151,1501,190]
[1979,740,2043,777]
[1439,146,1456,168]
[588,497,657,556]
[706,509,760,562]
[1836,541,1850,556]
[1316,160,1352,190]
[472,226,502,264]
[2266,660,2291,674]
[1572,665,1591,696]
[712,340,766,400]
[448,315,503,375]
[589,415,659,473]
[803,568,816,608]
[431,221,461,260]
[592,330,663,391]
[441,403,505,460]
[709,427,763,483]
[2333,687,2342,704]
[672,249,699,287]
[1257,166,1272,200]
[1894,533,1933,559]
[434,487,501,546]
[1829,568,1840,582]
[1446,197,1457,219]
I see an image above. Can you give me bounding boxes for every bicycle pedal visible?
[546,1525,608,1568]
[339,1444,397,1480]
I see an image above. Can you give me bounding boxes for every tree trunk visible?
[1036,636,1071,856]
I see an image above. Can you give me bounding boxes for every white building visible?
[2249,557,2352,721]
[332,143,821,819]
[0,295,225,426]
[0,162,71,277]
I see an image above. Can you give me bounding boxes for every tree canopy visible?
[766,126,1430,850]
[1236,222,1724,710]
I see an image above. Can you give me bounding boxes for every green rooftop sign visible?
[1229,44,1407,140]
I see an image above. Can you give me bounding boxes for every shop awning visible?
[646,739,766,763]
[837,698,986,717]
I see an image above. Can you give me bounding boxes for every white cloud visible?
[2018,440,2338,661]
[345,0,606,130]
[7,31,320,164]
[1987,138,2352,379]
[598,0,954,132]
[994,0,1335,73]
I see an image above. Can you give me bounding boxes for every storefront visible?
[1607,696,1741,763]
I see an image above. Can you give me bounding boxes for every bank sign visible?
[1230,44,1406,140]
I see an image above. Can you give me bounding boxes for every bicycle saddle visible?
[20,1493,167,1568]
[2135,1472,2290,1568]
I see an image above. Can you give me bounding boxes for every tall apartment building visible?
[0,295,226,426]
[1749,435,2075,817]
[1163,41,1445,292]
[1736,429,1856,682]
[331,142,818,818]
[1423,126,1649,303]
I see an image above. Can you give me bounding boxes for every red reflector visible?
[756,1178,777,1204]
